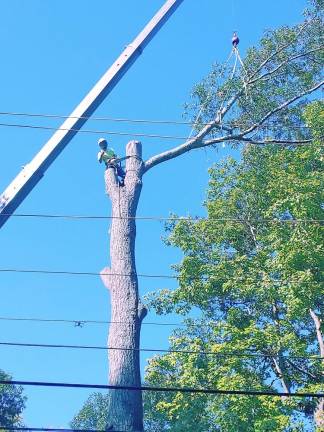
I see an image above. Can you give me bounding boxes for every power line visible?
[0,268,177,279]
[1,379,322,398]
[0,267,319,285]
[1,212,322,224]
[0,315,184,327]
[0,122,318,145]
[0,122,189,141]
[0,110,311,129]
[2,428,110,432]
[0,341,321,361]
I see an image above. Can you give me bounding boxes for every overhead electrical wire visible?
[0,268,178,279]
[0,122,189,141]
[1,428,118,432]
[0,267,318,285]
[0,340,321,361]
[0,379,322,398]
[0,110,311,129]
[1,212,322,224]
[0,122,317,145]
[0,315,185,327]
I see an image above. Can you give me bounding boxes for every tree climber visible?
[232,32,239,48]
[97,138,126,186]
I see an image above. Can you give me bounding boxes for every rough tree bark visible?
[101,140,147,432]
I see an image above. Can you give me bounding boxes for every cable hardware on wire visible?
[0,341,322,361]
[0,315,186,327]
[0,379,322,398]
[1,212,322,224]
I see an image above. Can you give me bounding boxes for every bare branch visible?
[310,308,324,359]
[143,99,231,172]
[143,134,226,173]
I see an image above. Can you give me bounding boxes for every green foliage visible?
[185,0,323,146]
[70,393,110,430]
[0,369,26,428]
[145,101,323,431]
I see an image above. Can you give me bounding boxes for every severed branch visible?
[143,29,323,174]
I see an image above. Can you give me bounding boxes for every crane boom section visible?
[0,0,184,228]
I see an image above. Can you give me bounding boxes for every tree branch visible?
[286,358,319,380]
[247,19,314,83]
[143,114,228,173]
[143,23,322,174]
[272,356,291,394]
[310,308,324,359]
[240,80,324,136]
[249,46,323,85]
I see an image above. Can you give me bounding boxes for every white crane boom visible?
[0,0,184,228]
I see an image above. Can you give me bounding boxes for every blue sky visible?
[0,0,309,427]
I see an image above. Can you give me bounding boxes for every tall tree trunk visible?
[309,308,324,430]
[101,141,147,431]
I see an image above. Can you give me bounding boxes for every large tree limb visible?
[143,23,322,174]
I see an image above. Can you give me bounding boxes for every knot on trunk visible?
[138,302,148,322]
[100,266,112,290]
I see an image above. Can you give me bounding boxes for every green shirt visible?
[98,148,117,164]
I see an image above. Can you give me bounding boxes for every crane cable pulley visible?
[189,32,251,142]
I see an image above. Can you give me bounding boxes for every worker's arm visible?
[97,151,104,163]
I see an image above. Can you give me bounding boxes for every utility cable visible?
[0,340,321,361]
[0,268,320,285]
[0,122,189,141]
[0,110,311,129]
[0,315,186,327]
[0,122,316,145]
[0,268,177,279]
[0,213,322,224]
[1,428,121,432]
[1,428,114,432]
[0,379,322,398]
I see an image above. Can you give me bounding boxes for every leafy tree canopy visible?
[144,94,323,430]
[0,369,26,429]
[70,393,110,430]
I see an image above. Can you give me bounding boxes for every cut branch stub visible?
[100,266,112,291]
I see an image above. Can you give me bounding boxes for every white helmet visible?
[98,137,107,149]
